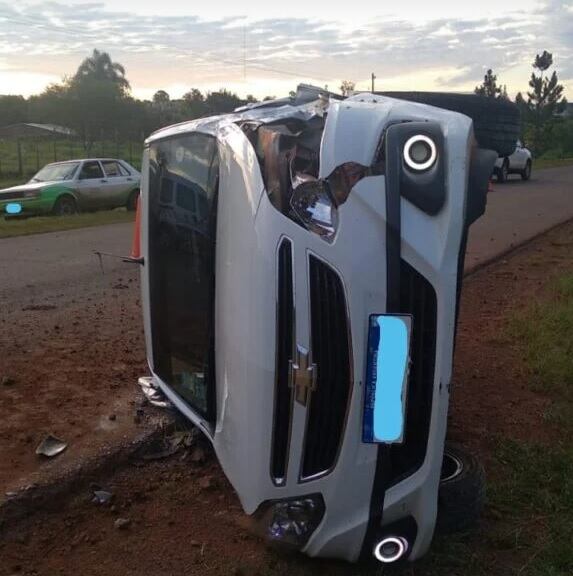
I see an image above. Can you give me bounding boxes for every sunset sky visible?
[0,0,571,100]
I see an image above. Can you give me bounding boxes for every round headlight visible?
[403,135,437,171]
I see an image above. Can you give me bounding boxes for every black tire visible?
[436,445,486,535]
[378,92,520,157]
[126,189,139,211]
[521,160,532,181]
[52,195,77,216]
[497,160,509,183]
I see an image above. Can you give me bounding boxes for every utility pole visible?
[371,72,376,93]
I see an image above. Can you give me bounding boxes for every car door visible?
[101,160,135,207]
[75,161,108,209]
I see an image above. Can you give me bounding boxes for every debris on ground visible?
[138,376,172,409]
[91,485,114,505]
[1,376,16,387]
[114,517,131,530]
[35,434,68,458]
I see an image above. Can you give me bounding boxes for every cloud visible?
[0,1,571,97]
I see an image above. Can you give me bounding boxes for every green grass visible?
[534,157,573,170]
[0,209,135,238]
[376,271,573,576]
[510,274,573,396]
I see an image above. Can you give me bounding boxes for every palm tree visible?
[74,49,130,92]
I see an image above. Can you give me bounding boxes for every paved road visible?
[466,165,573,271]
[0,166,571,302]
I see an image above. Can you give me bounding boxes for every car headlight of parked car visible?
[22,189,42,199]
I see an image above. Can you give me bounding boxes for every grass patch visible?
[411,271,573,576]
[509,274,573,396]
[0,209,135,238]
[534,157,573,170]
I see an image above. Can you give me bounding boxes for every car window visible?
[102,161,128,177]
[79,161,104,180]
[31,162,80,183]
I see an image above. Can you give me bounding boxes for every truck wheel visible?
[497,160,509,183]
[378,92,520,157]
[521,160,532,181]
[126,189,139,211]
[436,445,486,534]
[52,195,77,216]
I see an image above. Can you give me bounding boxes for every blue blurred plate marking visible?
[363,314,411,444]
[6,203,22,214]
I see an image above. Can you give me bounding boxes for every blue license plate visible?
[363,314,412,444]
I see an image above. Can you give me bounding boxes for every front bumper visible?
[0,197,51,216]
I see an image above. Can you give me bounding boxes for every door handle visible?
[126,177,133,181]
[101,179,107,183]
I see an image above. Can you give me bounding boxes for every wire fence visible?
[0,137,144,179]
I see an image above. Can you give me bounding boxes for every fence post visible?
[36,143,40,172]
[17,140,23,177]
[53,141,57,162]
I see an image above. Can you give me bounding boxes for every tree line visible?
[473,50,570,158]
[0,49,571,159]
[0,50,272,154]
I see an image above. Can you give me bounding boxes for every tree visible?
[339,80,356,97]
[153,90,170,105]
[474,69,507,99]
[0,95,28,126]
[524,50,566,154]
[183,88,207,118]
[74,49,130,94]
[205,89,243,114]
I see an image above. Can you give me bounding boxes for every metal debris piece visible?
[35,434,67,458]
[138,376,172,409]
[92,490,114,505]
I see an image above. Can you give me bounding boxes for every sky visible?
[0,0,571,101]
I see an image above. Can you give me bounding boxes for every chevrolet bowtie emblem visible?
[289,345,317,406]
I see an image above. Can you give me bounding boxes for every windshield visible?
[31,162,80,183]
[148,134,219,421]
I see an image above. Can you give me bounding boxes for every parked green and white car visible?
[0,158,140,217]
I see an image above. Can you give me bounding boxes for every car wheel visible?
[377,92,521,157]
[435,445,486,535]
[52,195,77,216]
[521,160,532,181]
[497,160,508,183]
[126,189,140,212]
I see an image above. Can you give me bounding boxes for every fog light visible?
[403,135,437,171]
[254,494,325,548]
[374,536,409,563]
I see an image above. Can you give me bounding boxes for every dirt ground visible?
[0,268,148,493]
[0,221,572,576]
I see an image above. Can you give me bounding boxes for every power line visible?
[0,13,333,83]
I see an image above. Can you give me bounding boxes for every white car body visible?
[138,88,495,564]
[494,140,532,180]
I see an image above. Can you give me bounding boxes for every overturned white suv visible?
[137,86,518,565]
